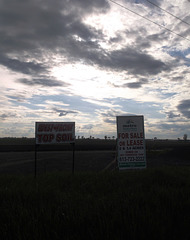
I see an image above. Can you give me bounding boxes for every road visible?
[1,148,189,175]
[0,151,117,175]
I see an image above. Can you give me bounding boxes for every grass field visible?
[0,138,190,239]
[1,167,190,240]
[1,138,190,174]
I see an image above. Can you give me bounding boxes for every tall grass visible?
[1,167,190,239]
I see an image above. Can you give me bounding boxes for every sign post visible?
[116,116,146,170]
[35,122,75,176]
[34,143,37,178]
[72,143,75,174]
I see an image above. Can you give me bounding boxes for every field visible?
[1,168,190,239]
[0,138,190,239]
[0,138,190,174]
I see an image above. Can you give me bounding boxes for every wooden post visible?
[35,144,37,178]
[72,143,75,174]
[34,144,39,178]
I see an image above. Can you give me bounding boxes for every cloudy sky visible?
[0,0,190,139]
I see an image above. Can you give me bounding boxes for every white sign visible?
[35,122,75,144]
[116,116,146,170]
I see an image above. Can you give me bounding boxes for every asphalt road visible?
[0,151,117,175]
[1,148,190,175]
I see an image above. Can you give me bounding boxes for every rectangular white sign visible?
[116,116,146,170]
[35,122,75,144]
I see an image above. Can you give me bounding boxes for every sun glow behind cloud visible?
[52,63,151,102]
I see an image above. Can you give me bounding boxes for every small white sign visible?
[116,116,146,170]
[35,122,75,144]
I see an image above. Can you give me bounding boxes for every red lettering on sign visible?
[36,134,55,143]
[118,133,129,139]
[126,139,143,146]
[37,134,43,143]
[56,133,74,142]
[130,132,143,138]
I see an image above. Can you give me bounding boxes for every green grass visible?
[1,167,190,239]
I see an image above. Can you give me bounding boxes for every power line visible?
[108,0,190,42]
[145,0,190,26]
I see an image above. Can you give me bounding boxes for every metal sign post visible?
[34,143,37,178]
[72,143,75,174]
[34,144,40,178]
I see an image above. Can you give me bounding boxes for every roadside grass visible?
[1,167,190,240]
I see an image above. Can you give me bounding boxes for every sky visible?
[0,0,190,139]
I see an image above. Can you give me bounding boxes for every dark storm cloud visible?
[0,0,169,78]
[0,113,17,120]
[171,76,184,82]
[98,48,168,75]
[109,35,123,43]
[0,0,109,54]
[182,70,190,75]
[6,93,28,103]
[81,124,94,130]
[0,113,9,120]
[104,118,116,124]
[53,42,166,77]
[0,55,46,75]
[147,32,169,43]
[52,108,78,117]
[17,78,69,87]
[101,109,121,118]
[165,111,180,119]
[126,82,144,89]
[111,78,148,89]
[101,109,124,124]
[0,0,109,74]
[125,28,168,50]
[127,78,148,88]
[177,99,190,118]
